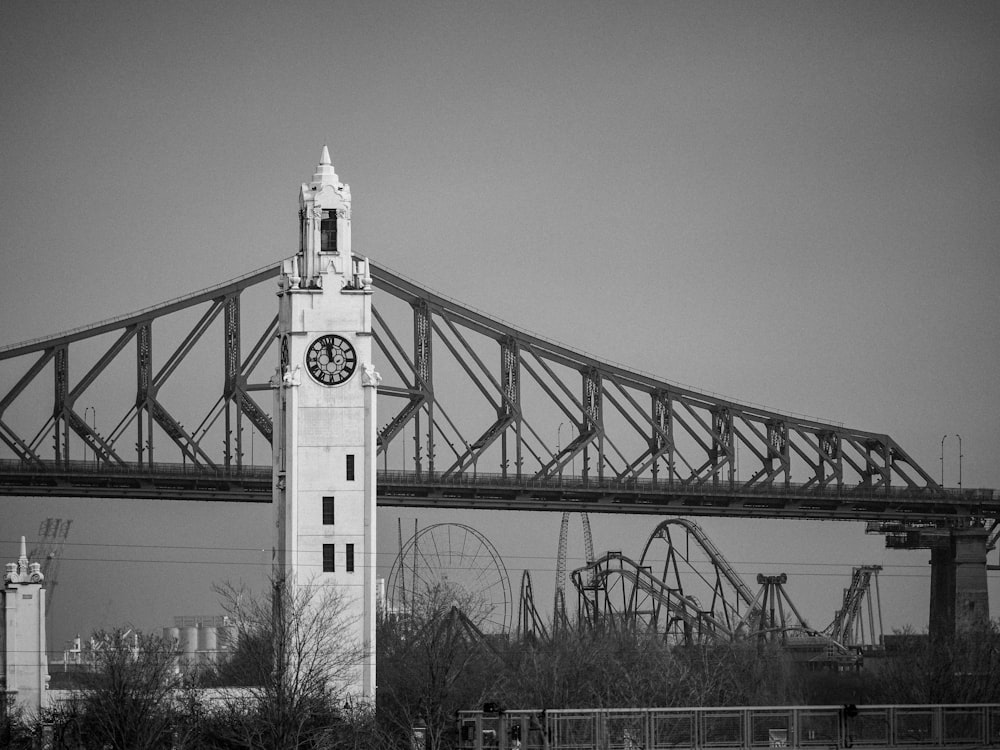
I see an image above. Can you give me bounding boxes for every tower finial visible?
[310,146,339,188]
[17,535,28,575]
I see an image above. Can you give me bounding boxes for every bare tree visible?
[0,696,35,750]
[494,624,805,711]
[867,624,1000,704]
[378,582,500,750]
[71,628,180,750]
[205,576,367,750]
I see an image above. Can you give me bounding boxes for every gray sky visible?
[1,1,999,651]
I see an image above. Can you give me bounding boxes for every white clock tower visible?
[273,147,377,699]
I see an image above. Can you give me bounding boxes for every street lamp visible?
[84,406,96,464]
[956,434,963,490]
[940,434,947,486]
[940,434,965,490]
[556,422,564,477]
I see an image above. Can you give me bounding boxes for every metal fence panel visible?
[750,710,792,747]
[701,711,743,747]
[605,712,647,750]
[651,711,695,750]
[894,709,938,745]
[989,707,1000,745]
[942,707,983,745]
[796,709,838,746]
[505,711,546,750]
[853,708,890,746]
[554,713,599,750]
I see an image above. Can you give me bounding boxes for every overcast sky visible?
[1,1,999,652]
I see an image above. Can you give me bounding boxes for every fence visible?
[457,704,1000,750]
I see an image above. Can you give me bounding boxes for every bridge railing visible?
[458,704,1000,750]
[0,457,272,481]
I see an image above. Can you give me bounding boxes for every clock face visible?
[305,334,357,386]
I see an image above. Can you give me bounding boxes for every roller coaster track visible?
[554,512,595,630]
[571,551,733,643]
[640,518,758,631]
[570,552,858,663]
[517,570,549,642]
[825,565,883,647]
[560,518,861,663]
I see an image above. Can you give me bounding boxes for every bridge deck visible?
[0,460,995,521]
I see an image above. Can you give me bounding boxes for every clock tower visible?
[273,147,377,699]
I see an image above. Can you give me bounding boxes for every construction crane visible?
[28,517,72,618]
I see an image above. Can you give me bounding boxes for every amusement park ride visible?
[529,517,880,664]
[387,512,880,669]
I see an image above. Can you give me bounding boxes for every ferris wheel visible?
[387,523,513,633]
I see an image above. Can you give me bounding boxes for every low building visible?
[2,536,50,714]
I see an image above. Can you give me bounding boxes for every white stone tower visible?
[3,536,49,712]
[273,148,378,699]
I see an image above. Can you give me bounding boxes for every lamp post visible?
[557,422,564,477]
[956,433,963,490]
[84,406,96,464]
[940,434,947,486]
[940,434,965,490]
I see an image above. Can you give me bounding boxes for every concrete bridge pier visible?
[928,526,989,639]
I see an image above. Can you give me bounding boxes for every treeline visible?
[379,613,1000,750]
[5,584,1000,749]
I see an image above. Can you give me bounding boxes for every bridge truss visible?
[0,258,994,521]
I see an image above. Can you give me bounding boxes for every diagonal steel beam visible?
[151,299,225,391]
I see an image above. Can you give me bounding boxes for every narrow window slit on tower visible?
[346,543,355,572]
[323,544,335,572]
[346,454,355,481]
[323,496,335,525]
[321,210,337,252]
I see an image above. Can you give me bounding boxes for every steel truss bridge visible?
[0,259,997,524]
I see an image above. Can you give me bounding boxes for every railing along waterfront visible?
[457,704,1000,750]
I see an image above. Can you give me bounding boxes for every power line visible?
[0,537,941,569]
[4,553,942,581]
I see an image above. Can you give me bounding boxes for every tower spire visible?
[311,145,339,187]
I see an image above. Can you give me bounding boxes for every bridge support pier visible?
[928,526,989,639]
